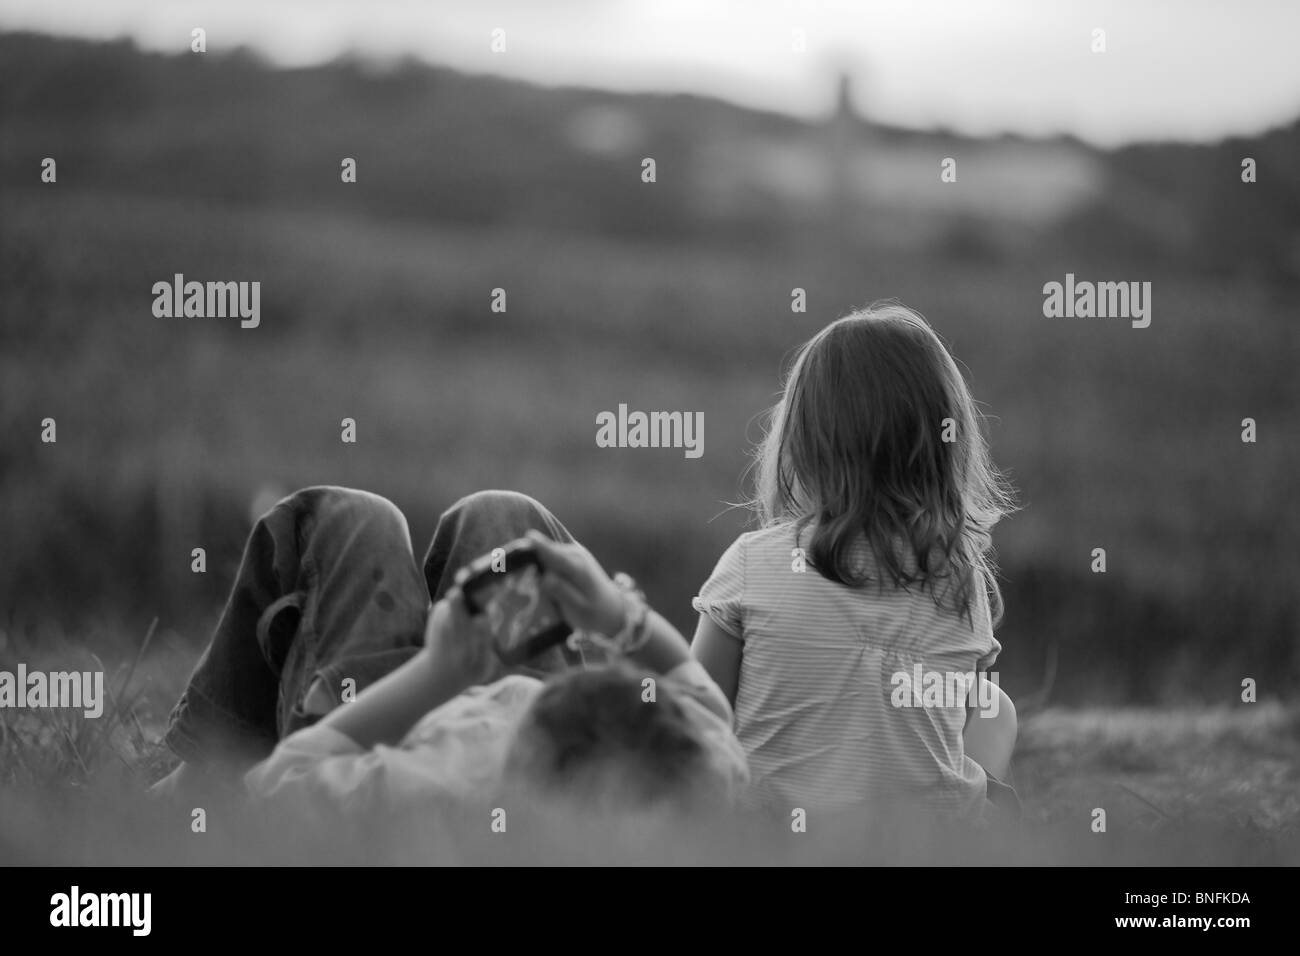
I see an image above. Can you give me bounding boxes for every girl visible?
[691,303,1019,818]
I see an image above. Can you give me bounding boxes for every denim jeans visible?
[163,486,581,769]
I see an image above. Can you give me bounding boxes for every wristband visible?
[585,573,652,656]
[611,573,652,654]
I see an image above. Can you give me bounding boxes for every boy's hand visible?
[526,530,627,637]
[422,586,502,687]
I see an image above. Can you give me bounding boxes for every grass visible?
[1015,703,1300,859]
[2,631,1297,865]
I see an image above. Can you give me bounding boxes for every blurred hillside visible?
[1,32,1298,705]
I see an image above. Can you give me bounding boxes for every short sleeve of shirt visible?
[691,535,746,640]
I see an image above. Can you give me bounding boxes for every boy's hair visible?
[751,302,1015,624]
[502,664,725,812]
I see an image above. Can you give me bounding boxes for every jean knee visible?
[424,490,571,602]
[444,489,548,527]
[271,486,412,544]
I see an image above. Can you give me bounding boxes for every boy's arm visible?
[624,610,733,723]
[320,588,500,749]
[317,648,456,750]
[245,590,503,806]
[528,532,734,722]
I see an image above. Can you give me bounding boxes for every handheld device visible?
[454,540,573,666]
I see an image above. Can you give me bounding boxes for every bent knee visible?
[981,683,1018,749]
[268,486,410,539]
[445,489,544,522]
[988,683,1017,738]
[967,680,1018,779]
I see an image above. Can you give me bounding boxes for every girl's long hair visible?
[750,303,1016,625]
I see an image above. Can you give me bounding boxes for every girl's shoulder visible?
[727,522,846,582]
[702,523,804,585]
[733,520,803,550]
[713,522,806,571]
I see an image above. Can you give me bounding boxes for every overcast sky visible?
[3,0,1298,147]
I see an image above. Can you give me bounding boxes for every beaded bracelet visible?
[609,572,652,654]
[579,572,652,656]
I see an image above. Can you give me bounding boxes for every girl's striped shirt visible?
[693,521,1000,816]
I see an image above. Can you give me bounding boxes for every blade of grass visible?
[119,616,158,701]
[1114,781,1178,822]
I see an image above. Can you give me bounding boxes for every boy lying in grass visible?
[153,487,746,817]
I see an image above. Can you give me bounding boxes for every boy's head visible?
[502,663,730,813]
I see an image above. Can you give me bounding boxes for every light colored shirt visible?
[693,522,1000,817]
[245,660,747,814]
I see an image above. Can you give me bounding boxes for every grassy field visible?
[1,629,1296,865]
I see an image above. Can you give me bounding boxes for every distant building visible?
[826,70,864,232]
